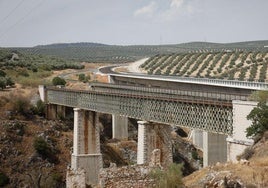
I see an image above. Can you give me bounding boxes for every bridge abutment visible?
[112,115,128,139]
[137,121,173,167]
[67,108,102,187]
[226,100,256,161]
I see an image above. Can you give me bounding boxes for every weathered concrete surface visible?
[192,129,203,149]
[137,121,173,167]
[227,100,256,162]
[203,132,227,166]
[46,104,65,120]
[112,115,128,139]
[69,108,102,187]
[46,104,57,120]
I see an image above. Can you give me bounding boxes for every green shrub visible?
[33,137,51,156]
[246,101,268,138]
[0,77,6,89]
[150,163,183,188]
[78,73,86,81]
[0,172,9,186]
[246,91,268,139]
[5,76,15,87]
[191,150,199,160]
[78,73,90,82]
[0,70,6,77]
[52,172,63,184]
[52,77,66,86]
[12,96,31,115]
[4,121,26,136]
[32,99,46,116]
[17,68,29,77]
[33,137,59,163]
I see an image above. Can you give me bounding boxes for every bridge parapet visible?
[110,74,268,90]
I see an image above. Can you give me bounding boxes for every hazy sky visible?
[0,0,267,47]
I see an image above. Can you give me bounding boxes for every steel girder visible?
[46,87,233,135]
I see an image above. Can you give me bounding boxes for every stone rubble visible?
[99,164,157,188]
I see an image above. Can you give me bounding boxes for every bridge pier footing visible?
[137,121,173,167]
[67,108,102,188]
[112,115,128,139]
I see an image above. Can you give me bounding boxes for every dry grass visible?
[183,135,268,187]
[183,167,210,187]
[184,161,268,187]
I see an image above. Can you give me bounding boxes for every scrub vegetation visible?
[0,49,84,87]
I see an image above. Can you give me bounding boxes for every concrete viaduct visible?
[39,73,267,187]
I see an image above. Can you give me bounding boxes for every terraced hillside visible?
[140,51,268,82]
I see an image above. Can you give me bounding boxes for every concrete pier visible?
[46,104,66,120]
[192,130,203,150]
[68,108,102,187]
[203,131,227,166]
[112,115,128,139]
[137,121,173,167]
[46,104,57,120]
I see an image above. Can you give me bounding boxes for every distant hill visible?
[34,42,108,49]
[176,40,268,50]
[10,40,268,63]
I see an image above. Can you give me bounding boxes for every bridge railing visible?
[111,73,268,90]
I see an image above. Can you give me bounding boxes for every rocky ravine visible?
[0,111,201,187]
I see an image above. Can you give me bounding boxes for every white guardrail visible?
[110,73,268,90]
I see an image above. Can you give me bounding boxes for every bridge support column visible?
[57,105,66,119]
[137,121,172,167]
[203,132,227,166]
[67,108,102,187]
[46,104,66,120]
[112,115,128,139]
[46,104,57,120]
[226,101,256,162]
[192,130,203,150]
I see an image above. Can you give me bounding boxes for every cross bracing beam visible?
[45,86,233,135]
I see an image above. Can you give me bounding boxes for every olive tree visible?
[246,91,268,138]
